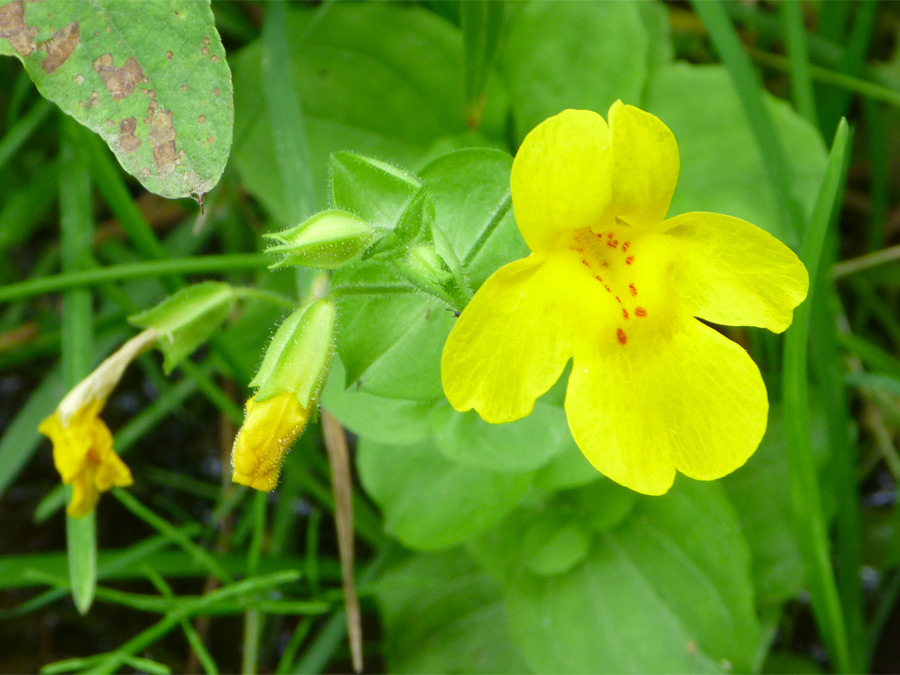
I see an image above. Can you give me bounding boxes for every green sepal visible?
[265,210,375,269]
[128,282,236,374]
[330,151,422,229]
[251,298,336,405]
[363,188,435,259]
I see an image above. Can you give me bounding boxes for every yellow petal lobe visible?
[565,319,768,495]
[442,255,575,423]
[510,109,612,252]
[665,212,809,333]
[38,400,133,519]
[231,393,309,491]
[607,101,679,230]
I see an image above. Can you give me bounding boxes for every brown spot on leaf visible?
[202,37,210,46]
[145,103,182,177]
[181,84,188,92]
[207,136,215,144]
[93,54,144,101]
[0,0,38,56]
[119,117,141,153]
[86,90,98,109]
[73,73,83,84]
[198,115,205,124]
[213,87,220,96]
[211,54,219,63]
[39,21,78,73]
[166,50,173,60]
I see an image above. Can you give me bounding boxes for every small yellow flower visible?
[441,103,809,495]
[39,330,157,517]
[231,393,310,491]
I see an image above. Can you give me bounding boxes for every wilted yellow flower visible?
[39,330,157,517]
[231,393,310,491]
[441,103,808,495]
[231,298,336,491]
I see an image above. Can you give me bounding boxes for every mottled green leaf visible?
[0,0,233,200]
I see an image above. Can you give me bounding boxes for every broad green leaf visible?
[419,147,525,288]
[129,282,236,374]
[231,3,467,224]
[722,404,832,605]
[502,482,759,674]
[320,358,437,446]
[521,513,592,576]
[0,0,233,200]
[374,550,530,674]
[646,63,828,245]
[357,437,532,551]
[331,151,422,231]
[333,148,521,401]
[499,1,650,142]
[431,400,572,473]
[533,443,601,491]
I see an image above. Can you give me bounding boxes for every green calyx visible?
[251,298,337,405]
[265,210,376,270]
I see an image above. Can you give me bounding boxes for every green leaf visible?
[374,550,530,674]
[645,63,828,245]
[461,1,506,129]
[231,2,466,223]
[420,147,525,288]
[129,282,236,374]
[431,401,572,473]
[499,1,650,142]
[722,404,831,605]
[357,436,532,551]
[521,513,592,576]
[532,443,601,491]
[320,358,437,446]
[333,148,521,401]
[0,0,233,200]
[502,482,759,673]
[66,509,96,615]
[331,151,422,231]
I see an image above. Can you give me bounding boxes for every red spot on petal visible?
[625,256,634,265]
[629,283,637,296]
[601,261,609,269]
[615,296,621,304]
[622,308,629,319]
[635,307,647,317]
[604,285,611,292]
[581,259,591,267]
[622,241,630,252]
[617,328,627,345]
[607,239,618,248]
[607,232,614,239]
[575,247,584,252]
[594,275,603,282]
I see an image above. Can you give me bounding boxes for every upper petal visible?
[664,212,809,333]
[565,318,768,495]
[441,255,573,423]
[607,101,679,230]
[510,109,612,253]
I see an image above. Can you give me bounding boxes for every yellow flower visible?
[231,393,310,491]
[441,103,809,495]
[39,330,157,517]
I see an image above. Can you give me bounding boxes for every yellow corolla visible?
[441,103,809,495]
[39,330,157,517]
[231,393,310,491]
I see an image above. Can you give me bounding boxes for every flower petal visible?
[510,109,612,252]
[607,101,679,229]
[442,255,573,423]
[665,212,809,333]
[565,318,768,495]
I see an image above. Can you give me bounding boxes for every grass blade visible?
[461,1,505,129]
[782,118,852,672]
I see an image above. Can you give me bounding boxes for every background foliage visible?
[1,1,899,673]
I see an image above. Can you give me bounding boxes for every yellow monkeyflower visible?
[231,393,311,491]
[39,330,158,517]
[441,103,809,495]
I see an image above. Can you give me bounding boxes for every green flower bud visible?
[265,210,375,270]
